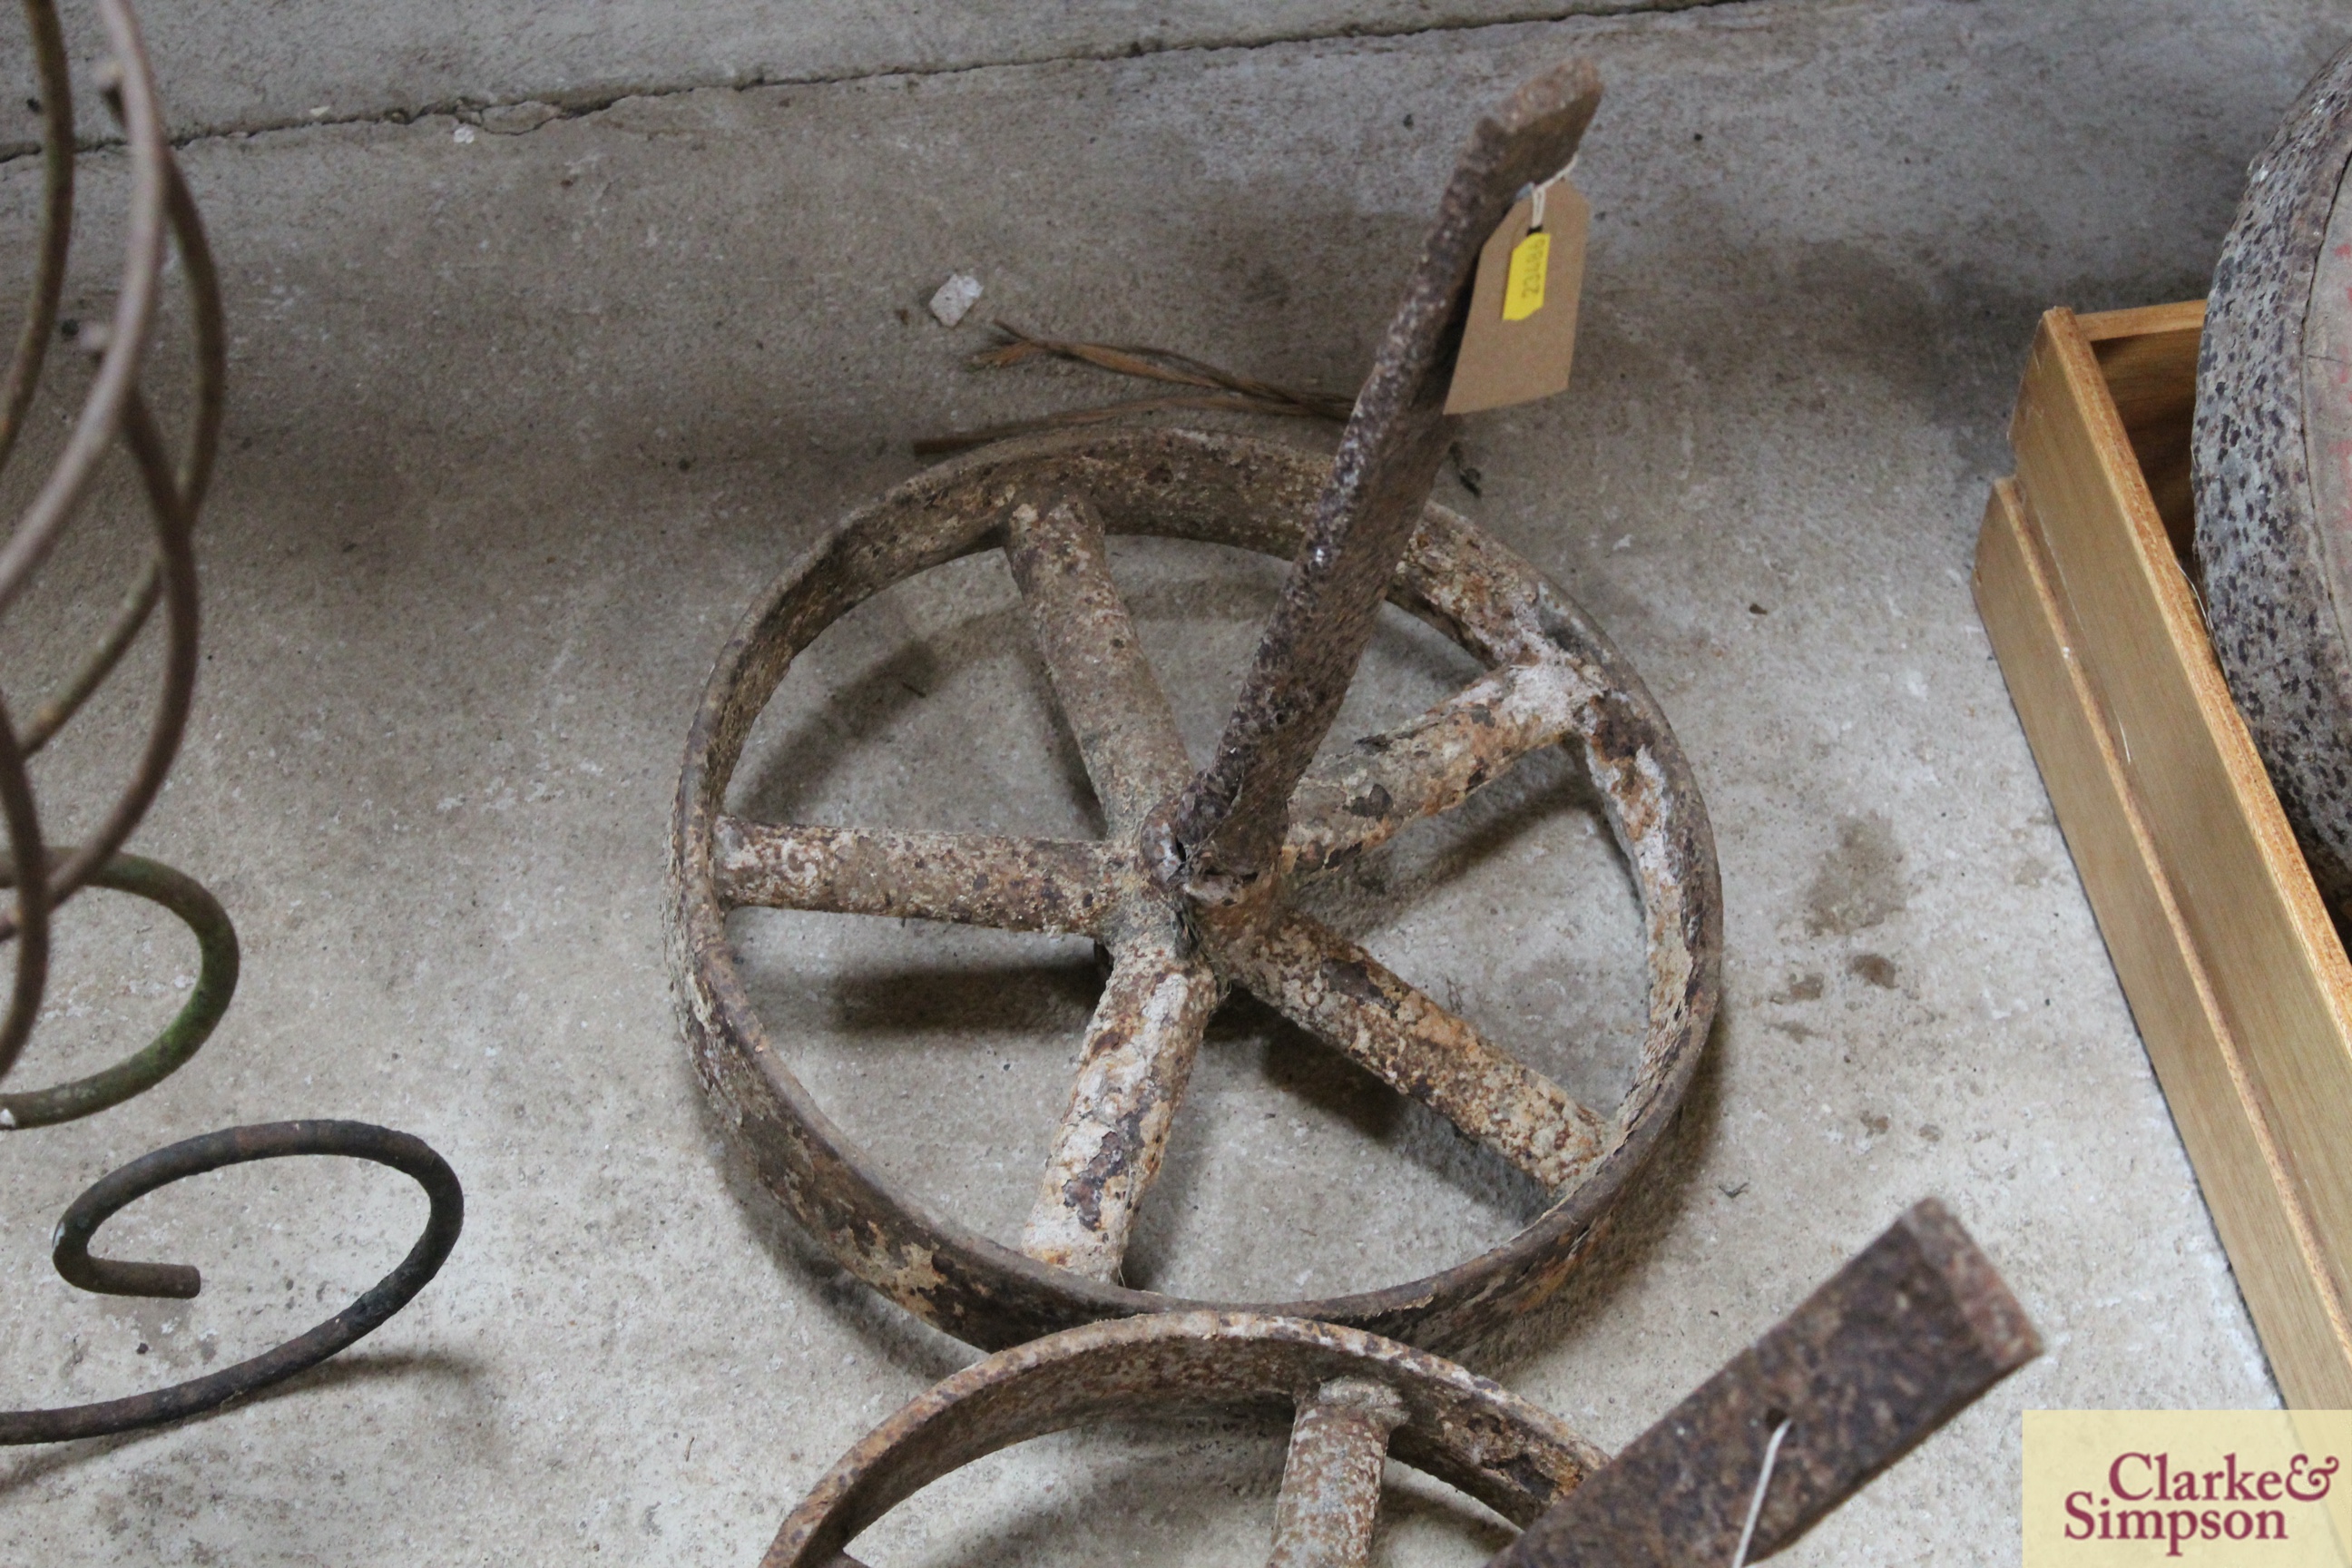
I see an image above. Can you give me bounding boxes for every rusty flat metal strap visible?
[1489,1200,2039,1568]
[1161,64,1602,893]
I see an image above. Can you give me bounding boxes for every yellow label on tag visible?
[1503,231,1551,321]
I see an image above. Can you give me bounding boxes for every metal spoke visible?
[1230,913,1610,1191]
[1266,1377,1407,1568]
[712,816,1126,936]
[1161,64,1603,894]
[1003,488,1193,835]
[1282,659,1585,880]
[1021,922,1220,1280]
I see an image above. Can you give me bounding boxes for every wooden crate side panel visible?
[2009,305,2352,1332]
[1976,479,2352,1406]
[2079,299,2210,345]
[2082,300,2204,554]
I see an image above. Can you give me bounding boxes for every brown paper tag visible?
[1445,179,1588,416]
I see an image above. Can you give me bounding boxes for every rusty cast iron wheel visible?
[671,425,1720,1352]
[766,1204,2039,1568]
[760,1309,1605,1568]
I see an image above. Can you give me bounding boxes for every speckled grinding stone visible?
[2196,37,2352,921]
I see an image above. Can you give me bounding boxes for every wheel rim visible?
[671,426,1720,1353]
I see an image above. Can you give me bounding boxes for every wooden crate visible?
[1975,299,2352,1406]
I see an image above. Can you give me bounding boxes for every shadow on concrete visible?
[817,954,1104,1038]
[0,1348,491,1497]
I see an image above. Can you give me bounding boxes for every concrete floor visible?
[0,0,2336,1563]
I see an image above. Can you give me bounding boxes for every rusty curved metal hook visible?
[0,1121,465,1445]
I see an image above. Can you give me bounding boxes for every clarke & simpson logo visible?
[2064,1450,2336,1551]
[2025,1412,2352,1566]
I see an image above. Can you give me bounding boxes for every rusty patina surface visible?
[1266,1377,1410,1568]
[1159,63,1602,900]
[669,60,1721,1353]
[1280,660,1588,879]
[1022,916,1220,1279]
[1229,913,1612,1191]
[760,1204,2031,1568]
[758,1312,1605,1568]
[668,422,1720,1351]
[1003,488,1195,836]
[712,818,1129,936]
[1492,1199,2041,1567]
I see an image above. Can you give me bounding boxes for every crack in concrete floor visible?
[0,0,1753,162]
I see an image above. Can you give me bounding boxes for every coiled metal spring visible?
[0,0,462,1442]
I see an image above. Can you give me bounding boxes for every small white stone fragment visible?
[927,272,984,328]
[453,123,477,144]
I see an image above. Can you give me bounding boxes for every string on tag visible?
[1730,1416,1794,1568]
[1524,157,1578,234]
